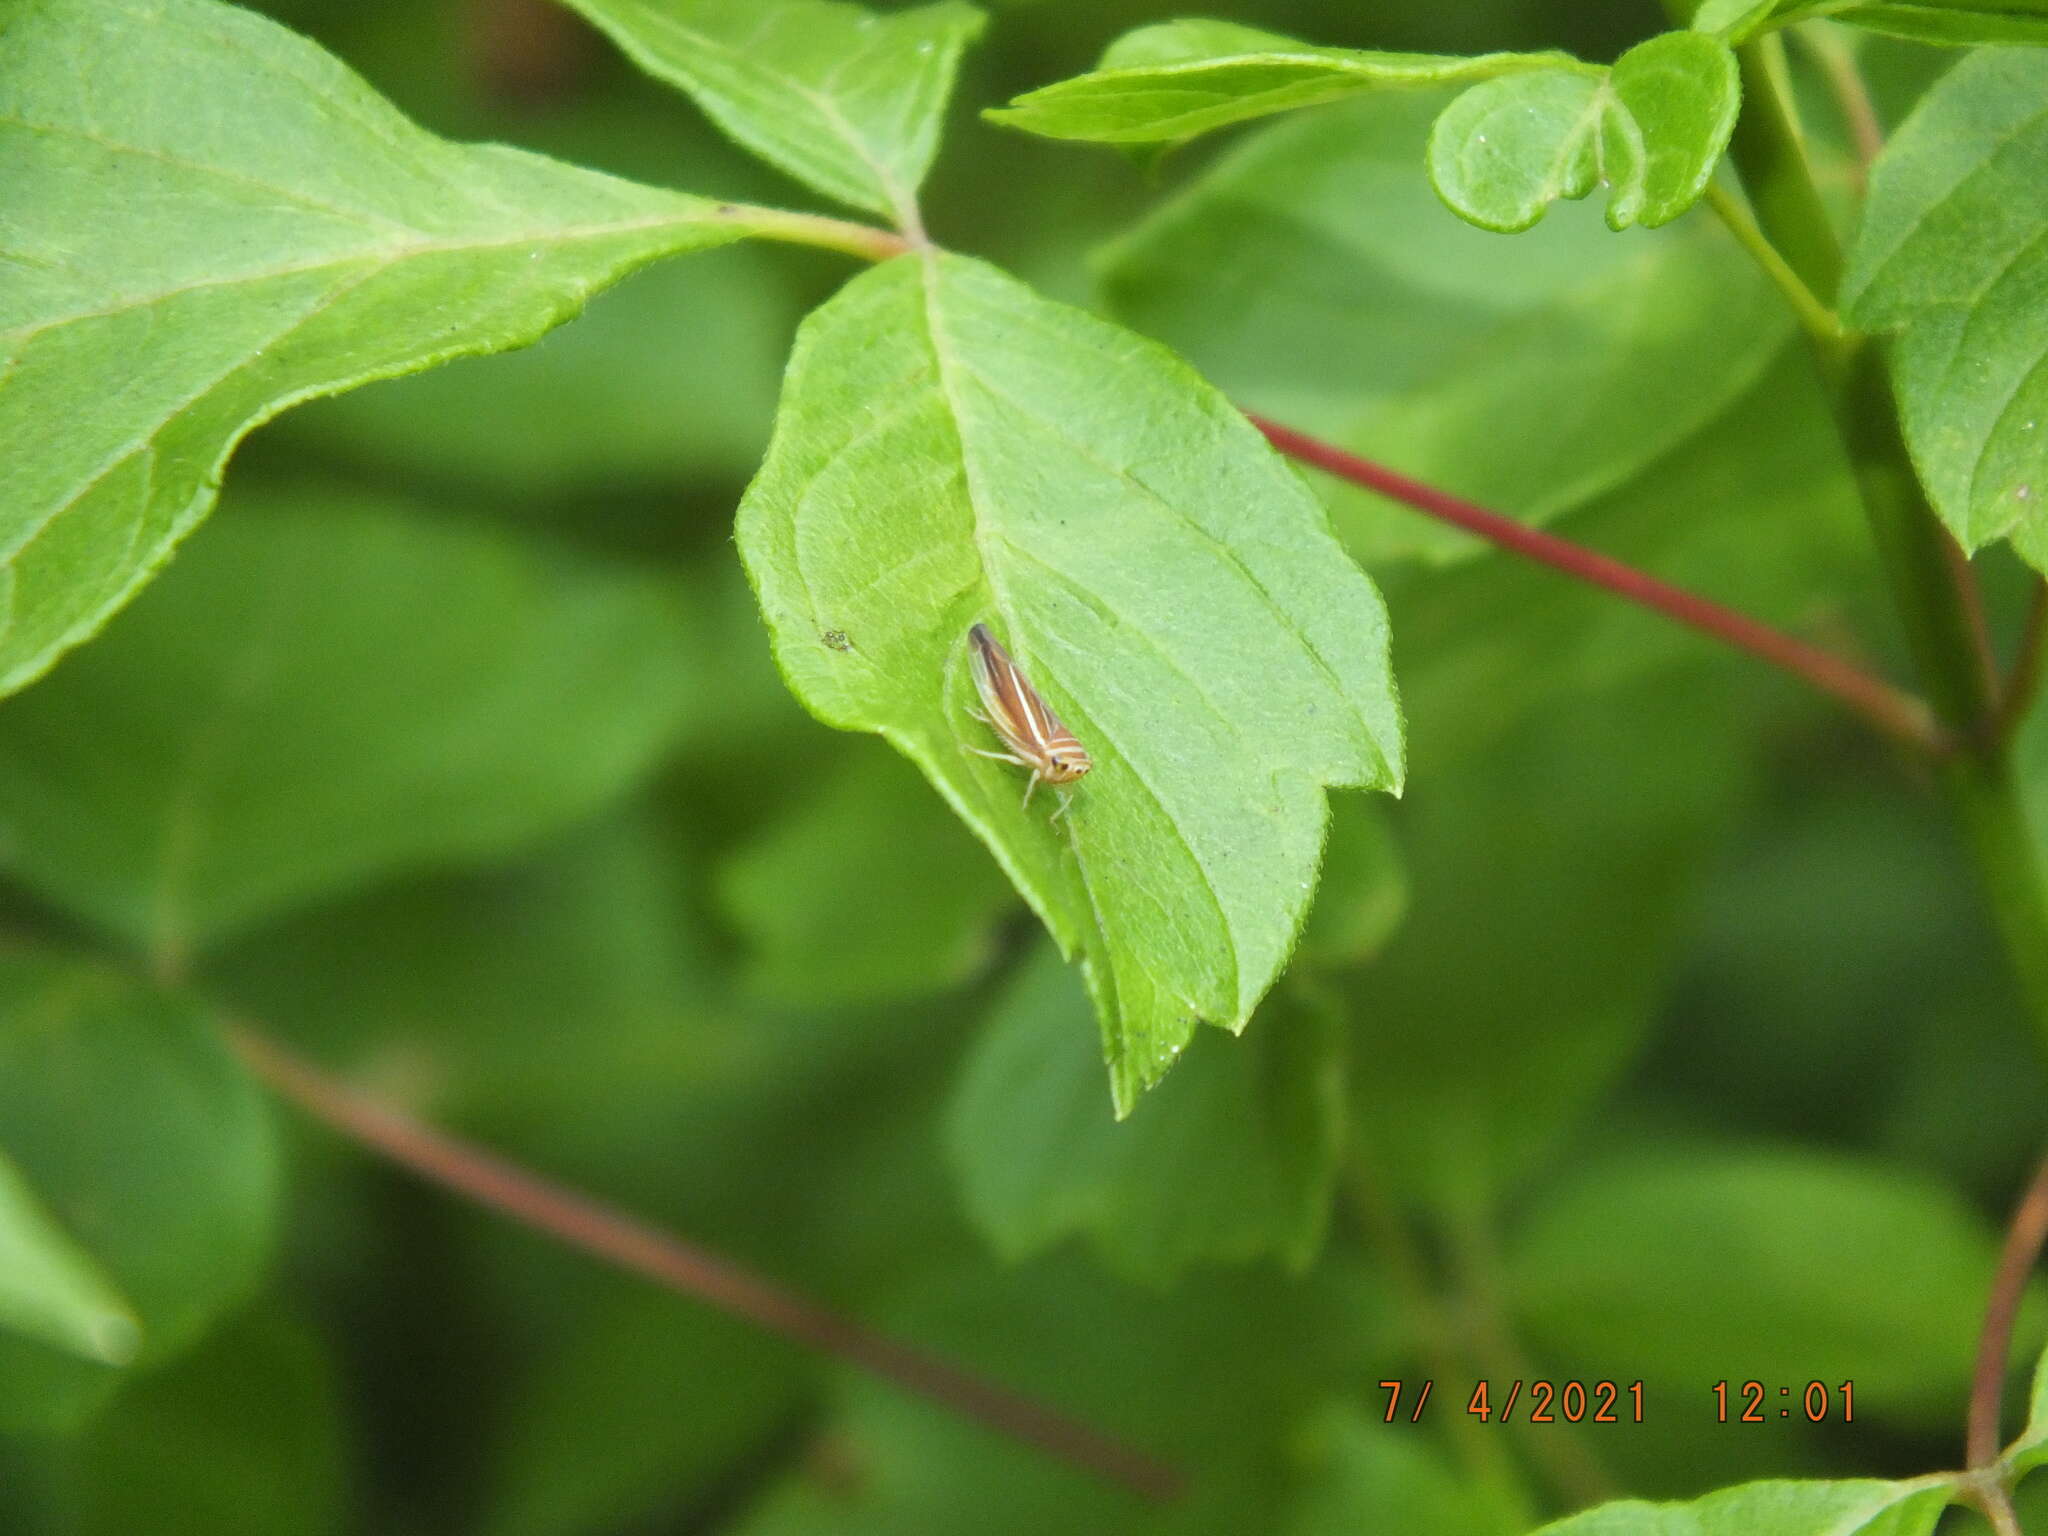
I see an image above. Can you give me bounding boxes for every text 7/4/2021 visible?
[1378,1380,1856,1425]
[1376,1381,1648,1424]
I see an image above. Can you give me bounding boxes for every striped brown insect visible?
[965,622,1092,812]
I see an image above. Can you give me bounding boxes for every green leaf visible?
[556,0,985,223]
[1286,1403,1519,1535]
[0,948,275,1433]
[0,1150,140,1367]
[1098,93,1791,565]
[1841,49,2048,572]
[1817,2,2048,45]
[1350,675,1748,1210]
[1690,0,2048,44]
[209,799,968,1302]
[730,1255,1398,1534]
[719,745,1015,1006]
[737,252,1402,1113]
[1428,31,1741,232]
[1377,345,1864,756]
[1320,335,1864,1211]
[1529,1478,1955,1536]
[986,20,1570,151]
[1338,357,1867,1250]
[261,60,816,504]
[208,805,720,1130]
[0,0,750,699]
[1692,0,1785,40]
[1508,1148,2036,1429]
[945,945,1346,1285]
[2015,1338,2048,1471]
[63,1309,345,1536]
[484,1295,808,1536]
[0,488,701,965]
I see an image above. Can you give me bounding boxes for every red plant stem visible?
[1250,414,1944,753]
[1969,1148,2048,1470]
[227,1024,1183,1503]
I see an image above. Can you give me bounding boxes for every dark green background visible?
[0,0,2038,1531]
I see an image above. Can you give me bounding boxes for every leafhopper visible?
[965,622,1092,811]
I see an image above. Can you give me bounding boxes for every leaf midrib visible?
[1058,47,1584,91]
[3,196,722,351]
[914,253,1247,1021]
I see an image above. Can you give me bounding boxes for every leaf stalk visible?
[711,202,914,262]
[1703,180,1843,344]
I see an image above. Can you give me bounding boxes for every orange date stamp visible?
[1374,1379,1858,1425]
[1713,1379,1856,1422]
[1377,1379,1646,1424]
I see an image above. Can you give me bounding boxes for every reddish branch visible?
[1969,1148,2048,1470]
[1250,415,1944,753]
[227,1024,1183,1503]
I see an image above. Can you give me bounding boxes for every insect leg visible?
[968,746,1030,766]
[1021,771,1041,810]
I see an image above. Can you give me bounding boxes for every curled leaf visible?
[1428,32,1740,232]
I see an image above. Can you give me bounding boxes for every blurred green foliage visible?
[2,0,2045,1532]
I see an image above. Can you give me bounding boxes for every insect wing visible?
[968,623,1055,761]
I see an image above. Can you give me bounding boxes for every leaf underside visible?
[1428,32,1740,233]
[1841,49,2048,572]
[1528,1478,1953,1536]
[1716,0,2048,45]
[556,0,987,222]
[0,0,746,698]
[737,251,1401,1112]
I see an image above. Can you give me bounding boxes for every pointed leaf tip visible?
[558,0,986,222]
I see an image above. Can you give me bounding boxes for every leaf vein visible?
[954,358,1378,768]
[0,114,417,237]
